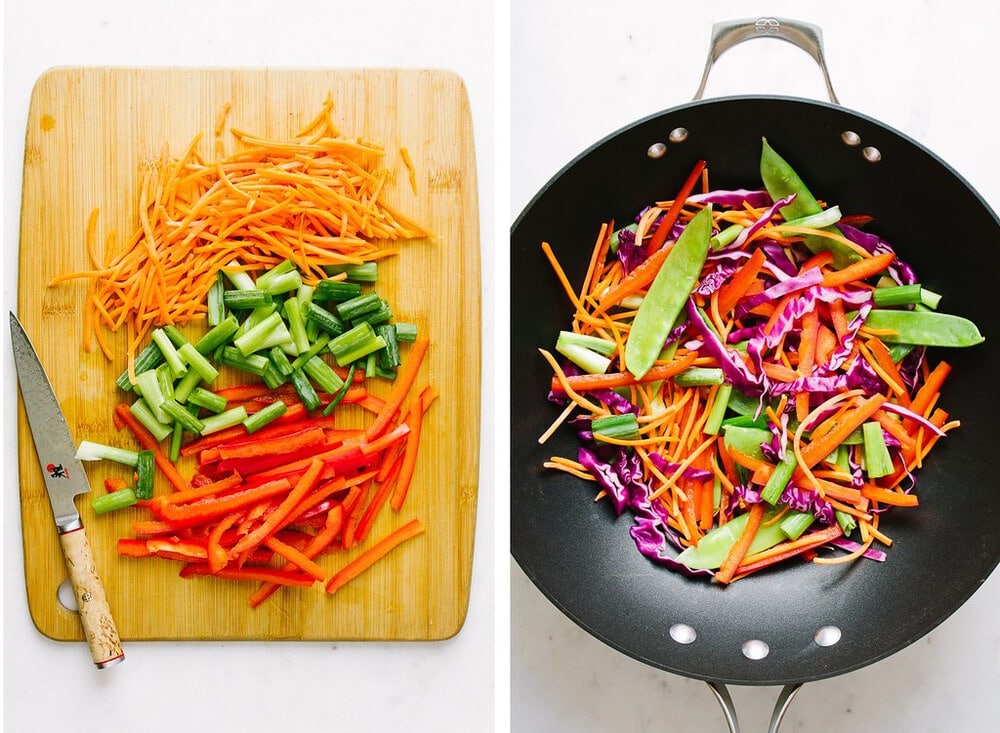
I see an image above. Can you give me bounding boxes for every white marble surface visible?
[3,2,497,731]
[511,1,999,731]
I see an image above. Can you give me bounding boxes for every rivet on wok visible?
[668,127,689,143]
[669,623,697,644]
[814,625,842,647]
[741,639,770,660]
[841,130,862,146]
[647,142,667,159]
[863,146,882,163]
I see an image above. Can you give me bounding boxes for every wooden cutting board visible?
[15,67,480,641]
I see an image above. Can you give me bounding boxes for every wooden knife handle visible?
[58,526,124,668]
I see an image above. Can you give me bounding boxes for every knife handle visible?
[58,526,124,668]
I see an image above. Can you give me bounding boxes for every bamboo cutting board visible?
[16,67,480,641]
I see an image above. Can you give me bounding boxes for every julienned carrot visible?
[390,400,424,511]
[54,97,430,364]
[714,503,766,584]
[365,337,429,440]
[733,525,844,578]
[820,252,895,288]
[860,484,919,507]
[325,518,426,594]
[907,361,951,425]
[800,394,888,468]
[114,403,191,491]
[717,248,766,315]
[593,244,672,313]
[263,536,328,582]
[549,351,698,393]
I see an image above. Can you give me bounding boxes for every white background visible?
[3,2,499,732]
[512,1,999,732]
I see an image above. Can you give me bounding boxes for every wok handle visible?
[706,681,803,733]
[693,17,839,105]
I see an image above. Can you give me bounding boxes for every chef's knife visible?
[10,312,124,668]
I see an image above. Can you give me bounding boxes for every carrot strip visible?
[390,399,424,511]
[800,394,887,468]
[549,351,698,393]
[717,248,766,315]
[715,503,766,584]
[820,252,895,288]
[593,243,672,313]
[263,536,328,581]
[325,518,426,594]
[365,337,429,440]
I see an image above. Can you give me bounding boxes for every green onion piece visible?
[303,355,345,394]
[269,346,295,376]
[703,383,733,436]
[289,332,332,371]
[187,387,227,414]
[314,279,362,303]
[283,297,311,354]
[673,367,725,387]
[374,365,397,380]
[779,205,842,231]
[261,361,287,389]
[194,314,239,355]
[222,260,257,291]
[161,325,188,348]
[169,422,184,462]
[778,510,815,540]
[243,400,288,434]
[134,450,156,500]
[156,364,175,402]
[710,223,745,250]
[223,289,273,310]
[173,368,202,404]
[302,301,346,337]
[335,292,383,322]
[260,269,303,295]
[862,421,894,478]
[920,288,942,309]
[289,369,321,411]
[351,299,393,327]
[75,440,140,467]
[835,510,857,536]
[365,352,378,378]
[92,488,138,514]
[556,330,617,357]
[323,363,357,416]
[161,399,206,434]
[233,304,278,340]
[135,370,170,424]
[115,341,164,392]
[207,271,227,327]
[591,413,640,443]
[328,322,387,366]
[234,311,294,356]
[200,406,249,435]
[394,322,418,343]
[254,259,296,291]
[555,342,611,375]
[129,399,173,442]
[761,453,798,505]
[217,346,270,377]
[179,343,219,384]
[377,325,400,370]
[872,284,923,307]
[323,262,378,282]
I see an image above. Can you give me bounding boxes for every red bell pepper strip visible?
[644,159,707,257]
[179,563,315,587]
[157,479,293,524]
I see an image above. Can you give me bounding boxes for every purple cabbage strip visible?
[695,263,738,296]
[838,222,917,286]
[828,537,888,562]
[734,266,825,319]
[685,297,766,396]
[686,188,773,208]
[757,239,799,278]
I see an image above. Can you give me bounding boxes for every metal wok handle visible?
[693,17,839,104]
[707,682,803,733]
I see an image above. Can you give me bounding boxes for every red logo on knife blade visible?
[46,463,69,479]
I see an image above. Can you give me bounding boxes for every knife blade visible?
[10,312,124,668]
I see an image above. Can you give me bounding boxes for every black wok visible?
[510,17,1000,730]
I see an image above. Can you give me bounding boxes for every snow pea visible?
[863,309,984,347]
[676,505,787,570]
[625,205,713,379]
[759,138,862,269]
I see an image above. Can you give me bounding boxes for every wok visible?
[510,17,1000,731]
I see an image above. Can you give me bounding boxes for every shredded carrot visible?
[325,518,426,594]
